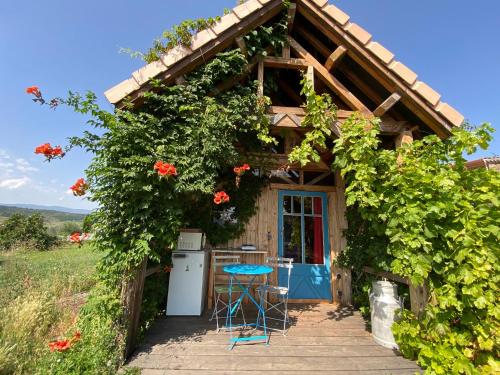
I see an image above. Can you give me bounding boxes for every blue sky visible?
[0,1,498,210]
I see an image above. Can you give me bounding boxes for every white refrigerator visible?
[166,250,209,316]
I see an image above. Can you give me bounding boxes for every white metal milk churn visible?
[369,280,403,349]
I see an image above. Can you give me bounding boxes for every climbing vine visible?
[288,75,337,166]
[332,117,499,374]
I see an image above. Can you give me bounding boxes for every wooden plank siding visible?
[211,180,351,305]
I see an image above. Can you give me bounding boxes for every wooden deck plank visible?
[126,304,420,374]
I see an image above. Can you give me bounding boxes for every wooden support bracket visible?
[374,92,402,117]
[325,45,347,71]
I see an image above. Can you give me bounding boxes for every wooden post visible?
[121,257,148,358]
[409,282,428,317]
[257,58,264,97]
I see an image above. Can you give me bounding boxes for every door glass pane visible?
[283,195,291,214]
[283,215,302,263]
[304,197,312,215]
[304,215,324,265]
[292,196,302,214]
[313,196,323,215]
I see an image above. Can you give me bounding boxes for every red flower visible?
[154,161,177,177]
[70,178,88,197]
[49,339,71,352]
[34,143,65,160]
[69,232,81,243]
[213,191,230,205]
[26,86,41,97]
[233,163,251,176]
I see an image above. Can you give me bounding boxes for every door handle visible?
[185,265,189,271]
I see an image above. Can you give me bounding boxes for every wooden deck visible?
[127,304,420,375]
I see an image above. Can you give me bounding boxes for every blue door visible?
[278,190,332,300]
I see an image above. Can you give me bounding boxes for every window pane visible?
[304,216,324,265]
[304,197,312,215]
[283,216,302,263]
[292,196,302,214]
[313,196,323,215]
[283,195,291,214]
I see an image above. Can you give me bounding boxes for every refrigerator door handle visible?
[185,265,189,271]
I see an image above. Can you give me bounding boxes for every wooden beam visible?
[295,25,330,57]
[268,106,353,119]
[324,45,347,71]
[287,3,297,33]
[288,37,372,116]
[262,56,309,69]
[374,93,402,117]
[270,183,335,192]
[257,58,264,97]
[235,36,247,56]
[306,171,331,185]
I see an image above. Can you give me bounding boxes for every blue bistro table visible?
[223,263,273,350]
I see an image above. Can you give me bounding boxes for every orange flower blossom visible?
[154,161,177,177]
[213,191,230,205]
[70,178,88,196]
[34,143,65,160]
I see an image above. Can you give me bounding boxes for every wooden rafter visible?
[325,45,347,71]
[288,37,372,116]
[373,93,402,117]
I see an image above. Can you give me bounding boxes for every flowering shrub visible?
[48,331,81,352]
[69,232,90,246]
[213,191,230,205]
[69,178,89,196]
[26,85,60,108]
[153,161,177,177]
[35,143,65,161]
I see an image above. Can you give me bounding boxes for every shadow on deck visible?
[127,304,420,375]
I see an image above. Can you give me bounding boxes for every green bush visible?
[0,213,58,251]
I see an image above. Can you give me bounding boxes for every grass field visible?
[0,243,102,374]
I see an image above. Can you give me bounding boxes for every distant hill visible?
[0,203,91,215]
[0,204,88,222]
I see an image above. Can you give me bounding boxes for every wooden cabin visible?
[105,0,463,308]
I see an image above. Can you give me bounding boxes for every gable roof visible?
[104,0,464,135]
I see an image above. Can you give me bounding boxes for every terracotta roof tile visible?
[389,61,418,85]
[104,78,140,104]
[436,102,464,127]
[366,42,394,64]
[131,60,167,86]
[159,45,192,68]
[413,81,441,106]
[190,27,217,50]
[212,12,239,35]
[323,4,350,25]
[312,0,329,7]
[345,23,372,45]
[233,0,263,19]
